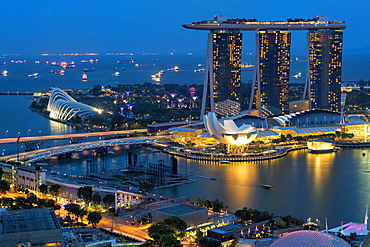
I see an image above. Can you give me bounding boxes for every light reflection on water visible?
[47,147,370,227]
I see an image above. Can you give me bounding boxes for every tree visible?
[148,222,174,243]
[77,186,93,205]
[65,203,81,221]
[0,168,3,180]
[0,197,13,207]
[102,194,115,208]
[199,238,222,247]
[49,184,61,197]
[87,212,102,227]
[76,208,88,223]
[139,181,154,196]
[164,216,187,231]
[39,184,48,194]
[159,234,182,247]
[92,193,101,206]
[0,180,10,195]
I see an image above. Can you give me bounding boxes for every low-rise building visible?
[151,203,208,227]
[0,208,62,247]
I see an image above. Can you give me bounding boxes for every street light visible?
[28,129,31,137]
[5,130,8,138]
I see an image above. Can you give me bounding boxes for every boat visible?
[241,63,255,71]
[167,66,179,71]
[261,184,274,190]
[82,73,88,81]
[83,68,94,72]
[2,70,8,76]
[117,59,137,64]
[114,67,125,71]
[220,160,230,164]
[66,64,76,69]
[81,59,98,63]
[57,70,65,75]
[194,68,205,72]
[28,73,38,78]
[293,72,302,78]
[113,72,120,76]
[362,152,366,157]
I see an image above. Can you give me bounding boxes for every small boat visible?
[53,69,65,75]
[261,184,274,190]
[28,73,38,77]
[83,67,94,72]
[293,72,302,78]
[2,69,8,76]
[220,160,230,164]
[82,73,88,81]
[113,71,120,76]
[114,67,125,71]
[362,153,366,157]
[117,59,137,64]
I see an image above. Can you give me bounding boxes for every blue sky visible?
[0,0,367,55]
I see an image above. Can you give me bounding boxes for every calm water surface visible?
[45,147,370,228]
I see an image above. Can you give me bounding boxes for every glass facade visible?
[251,31,291,116]
[307,30,343,111]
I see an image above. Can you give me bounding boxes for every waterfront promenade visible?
[158,144,307,162]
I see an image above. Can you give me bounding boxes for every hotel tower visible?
[183,16,345,118]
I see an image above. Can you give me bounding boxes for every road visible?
[0,129,147,144]
[0,135,170,163]
[97,213,150,242]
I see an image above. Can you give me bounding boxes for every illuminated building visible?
[183,16,346,118]
[304,29,343,111]
[250,30,291,116]
[200,24,242,118]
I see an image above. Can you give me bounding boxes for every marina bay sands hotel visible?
[183,16,346,119]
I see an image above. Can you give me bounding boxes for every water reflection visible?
[46,148,370,227]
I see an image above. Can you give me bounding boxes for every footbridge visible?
[2,135,170,164]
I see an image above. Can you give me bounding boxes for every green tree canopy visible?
[49,184,61,197]
[0,180,10,195]
[164,216,187,231]
[148,222,175,243]
[92,193,101,205]
[39,184,48,194]
[102,194,115,208]
[77,186,93,204]
[87,211,102,228]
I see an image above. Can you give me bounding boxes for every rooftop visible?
[183,20,346,31]
[0,208,61,234]
[153,203,207,216]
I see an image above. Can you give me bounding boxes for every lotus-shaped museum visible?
[204,112,258,145]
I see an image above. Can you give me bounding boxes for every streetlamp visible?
[28,129,31,137]
[5,130,8,138]
[16,133,20,162]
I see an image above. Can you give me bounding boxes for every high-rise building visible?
[304,30,343,111]
[183,16,346,118]
[250,31,291,116]
[201,30,242,119]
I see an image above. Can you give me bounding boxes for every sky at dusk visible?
[0,0,368,55]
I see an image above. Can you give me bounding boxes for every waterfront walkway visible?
[157,144,307,162]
